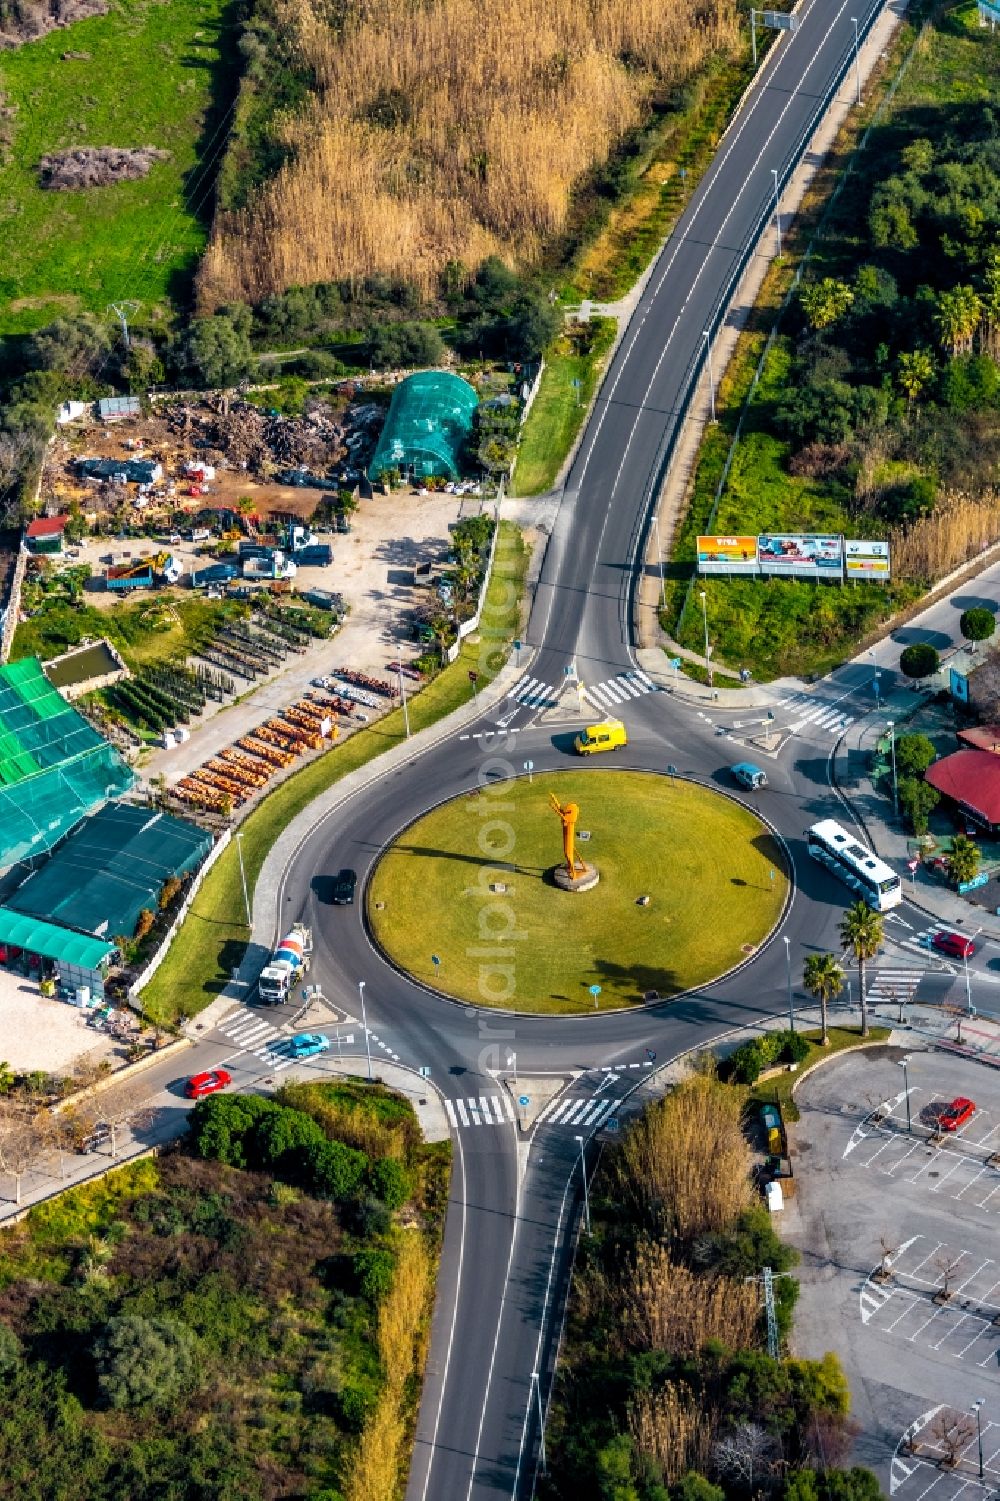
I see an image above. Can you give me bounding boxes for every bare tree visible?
[934,1253,963,1303]
[877,1233,898,1282]
[94,1081,156,1159]
[928,1408,976,1468]
[0,1099,45,1205]
[712,1423,782,1492]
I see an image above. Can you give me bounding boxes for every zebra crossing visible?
[775,691,855,738]
[865,967,924,1011]
[217,1008,355,1071]
[441,1091,620,1131]
[503,668,659,715]
[894,921,961,966]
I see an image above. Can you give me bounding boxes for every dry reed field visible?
[199,0,738,305]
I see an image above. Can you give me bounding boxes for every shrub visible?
[250,1108,326,1174]
[898,775,939,834]
[368,1157,413,1209]
[189,1093,278,1167]
[93,1315,200,1410]
[894,733,936,777]
[354,1247,396,1302]
[782,1030,810,1065]
[959,606,996,645]
[338,1384,373,1433]
[304,1137,369,1201]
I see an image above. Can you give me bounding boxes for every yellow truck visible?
[574,719,627,755]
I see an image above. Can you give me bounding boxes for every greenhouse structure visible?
[368,372,479,484]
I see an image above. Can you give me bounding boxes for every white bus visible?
[807,819,902,911]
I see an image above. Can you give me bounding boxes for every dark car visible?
[332,868,357,905]
[184,1069,232,1100]
[932,930,977,960]
[938,1096,976,1132]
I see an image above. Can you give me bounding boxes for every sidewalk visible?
[831,695,1000,940]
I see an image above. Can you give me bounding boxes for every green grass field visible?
[139,524,529,1024]
[0,0,237,335]
[513,318,616,496]
[367,771,787,1013]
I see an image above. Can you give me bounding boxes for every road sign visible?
[514,639,522,652]
[518,1095,530,1108]
[431,954,441,967]
[468,670,479,683]
[669,656,682,668]
[564,662,577,678]
[907,858,919,872]
[607,1117,620,1133]
[762,8,798,28]
[419,1066,431,1078]
[589,985,602,996]
[524,760,534,770]
[646,1049,657,1062]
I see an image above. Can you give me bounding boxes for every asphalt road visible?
[131,3,911,1495]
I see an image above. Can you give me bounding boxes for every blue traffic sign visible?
[646,1049,657,1062]
[431,954,441,967]
[589,984,602,996]
[518,1095,530,1108]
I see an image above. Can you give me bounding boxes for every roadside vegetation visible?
[139,522,528,1026]
[543,1071,878,1501]
[513,318,616,495]
[0,0,238,338]
[0,1078,449,1500]
[665,1,1000,680]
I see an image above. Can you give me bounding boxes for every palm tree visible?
[802,952,845,1047]
[934,285,983,358]
[839,902,884,1039]
[896,349,934,410]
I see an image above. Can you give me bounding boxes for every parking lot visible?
[784,1045,1000,1488]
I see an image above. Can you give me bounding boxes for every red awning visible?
[25,516,67,538]
[925,749,1000,823]
[958,725,1000,754]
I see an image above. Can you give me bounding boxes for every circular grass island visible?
[366,771,788,1014]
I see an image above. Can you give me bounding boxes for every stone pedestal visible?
[552,862,600,893]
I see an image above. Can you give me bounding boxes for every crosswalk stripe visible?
[233,1021,276,1046]
[577,1099,606,1124]
[631,669,656,691]
[546,1100,574,1124]
[456,1099,469,1126]
[592,1100,616,1127]
[445,1100,457,1127]
[224,1014,266,1039]
[563,1099,593,1124]
[600,678,628,703]
[478,1095,493,1123]
[493,1093,514,1123]
[586,682,617,707]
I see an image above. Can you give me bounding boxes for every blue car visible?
[287,1033,331,1059]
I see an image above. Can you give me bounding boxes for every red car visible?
[184,1068,231,1100]
[938,1097,976,1132]
[932,930,977,960]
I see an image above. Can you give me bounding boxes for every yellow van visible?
[574,719,627,755]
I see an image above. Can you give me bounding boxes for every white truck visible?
[258,924,312,1004]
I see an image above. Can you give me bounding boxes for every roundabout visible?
[366,770,789,1012]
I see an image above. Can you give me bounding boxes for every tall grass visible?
[344,1232,432,1501]
[199,0,738,305]
[890,487,1000,580]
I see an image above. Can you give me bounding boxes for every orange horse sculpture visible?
[549,792,586,877]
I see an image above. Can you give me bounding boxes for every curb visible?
[52,1036,192,1114]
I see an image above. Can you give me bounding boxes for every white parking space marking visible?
[859,1237,1000,1367]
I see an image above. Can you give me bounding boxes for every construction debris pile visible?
[39,145,170,190]
[163,398,383,482]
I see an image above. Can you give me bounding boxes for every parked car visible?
[332,868,357,905]
[287,1033,331,1060]
[931,930,977,959]
[184,1068,232,1100]
[938,1096,976,1131]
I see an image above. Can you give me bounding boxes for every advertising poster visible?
[757,533,843,578]
[845,539,891,580]
[695,535,758,575]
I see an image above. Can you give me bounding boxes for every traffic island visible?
[366,770,789,1013]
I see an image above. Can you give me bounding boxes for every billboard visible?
[845,539,891,580]
[696,535,758,575]
[756,533,843,577]
[978,0,1000,24]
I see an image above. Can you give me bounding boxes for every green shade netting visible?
[0,908,115,970]
[9,802,212,938]
[368,371,479,482]
[0,658,135,866]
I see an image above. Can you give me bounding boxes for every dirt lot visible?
[0,965,119,1074]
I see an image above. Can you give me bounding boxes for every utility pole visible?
[771,169,782,259]
[358,980,373,1082]
[107,300,139,350]
[850,16,861,105]
[702,329,717,422]
[746,1266,784,1359]
[397,660,410,738]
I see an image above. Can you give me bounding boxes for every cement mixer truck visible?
[258,925,312,1004]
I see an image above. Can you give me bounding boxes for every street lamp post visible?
[898,1056,911,1133]
[652,511,667,610]
[771,169,782,259]
[702,329,717,423]
[699,589,713,688]
[850,16,861,105]
[397,660,410,738]
[358,980,373,1082]
[575,1134,591,1235]
[973,1399,985,1480]
[964,929,982,1015]
[783,935,795,1033]
[236,831,251,927]
[532,1371,547,1475]
[887,719,898,818]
